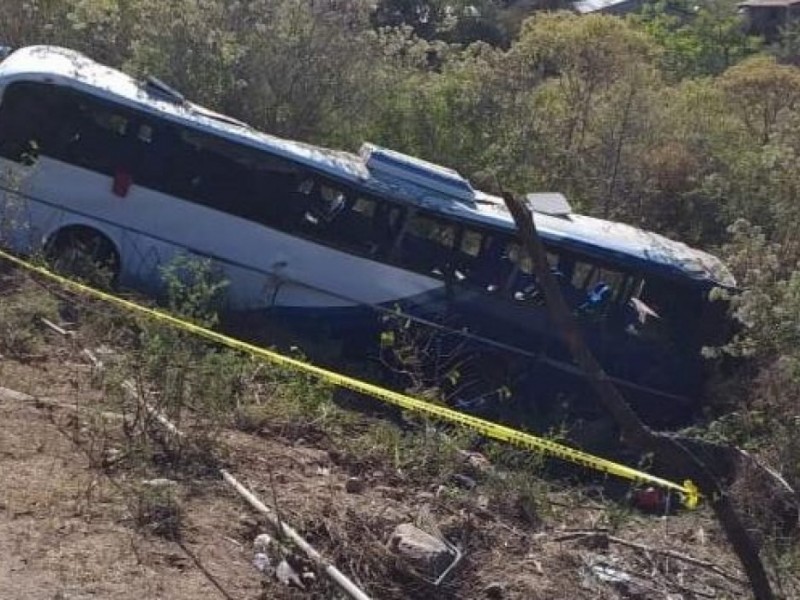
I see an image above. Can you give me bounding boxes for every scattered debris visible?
[252,552,271,574]
[276,559,305,589]
[302,570,316,585]
[253,533,273,554]
[632,486,669,512]
[589,561,632,585]
[142,478,178,489]
[102,447,124,466]
[222,470,372,600]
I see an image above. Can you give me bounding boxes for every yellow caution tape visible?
[0,248,700,509]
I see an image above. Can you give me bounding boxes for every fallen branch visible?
[3,379,372,600]
[555,529,745,584]
[605,534,745,585]
[119,380,372,600]
[121,380,184,439]
[0,385,123,422]
[39,317,71,337]
[221,469,372,600]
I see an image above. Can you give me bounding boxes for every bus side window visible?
[505,242,541,302]
[395,212,455,278]
[62,100,132,174]
[570,261,628,314]
[462,235,514,292]
[302,184,347,227]
[453,228,483,281]
[326,197,404,257]
[0,82,61,165]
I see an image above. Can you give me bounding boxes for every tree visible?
[638,0,762,80]
[505,13,660,214]
[718,55,800,143]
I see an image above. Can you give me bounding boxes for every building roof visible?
[573,0,640,14]
[0,46,734,288]
[739,0,800,7]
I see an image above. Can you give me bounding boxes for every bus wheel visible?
[45,227,120,288]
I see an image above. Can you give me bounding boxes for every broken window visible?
[328,197,404,257]
[395,212,456,278]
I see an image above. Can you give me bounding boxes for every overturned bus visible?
[0,46,735,425]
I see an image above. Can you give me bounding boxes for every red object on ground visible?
[633,487,667,512]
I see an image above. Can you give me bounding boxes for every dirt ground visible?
[0,327,752,600]
[0,392,266,600]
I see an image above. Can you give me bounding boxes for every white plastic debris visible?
[253,533,273,554]
[276,559,305,589]
[253,552,271,573]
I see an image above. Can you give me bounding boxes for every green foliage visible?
[638,0,762,80]
[718,220,800,359]
[771,20,800,65]
[160,254,228,327]
[372,0,510,45]
[119,256,242,468]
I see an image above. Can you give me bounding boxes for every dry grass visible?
[2,268,794,598]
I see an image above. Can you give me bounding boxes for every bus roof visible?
[0,45,734,288]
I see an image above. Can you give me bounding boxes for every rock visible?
[345,476,364,494]
[484,581,506,599]
[375,485,404,500]
[253,552,271,574]
[141,478,177,488]
[450,473,477,490]
[387,523,455,577]
[275,559,305,589]
[458,450,492,474]
[102,448,124,466]
[253,533,273,554]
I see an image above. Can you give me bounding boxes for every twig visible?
[555,529,745,585]
[0,386,122,422]
[81,348,103,371]
[39,317,71,336]
[268,467,286,543]
[605,534,746,585]
[176,540,237,600]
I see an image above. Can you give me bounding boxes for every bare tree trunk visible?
[501,192,776,600]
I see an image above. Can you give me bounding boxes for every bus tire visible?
[45,226,120,287]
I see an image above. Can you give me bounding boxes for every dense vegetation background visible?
[1,0,799,542]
